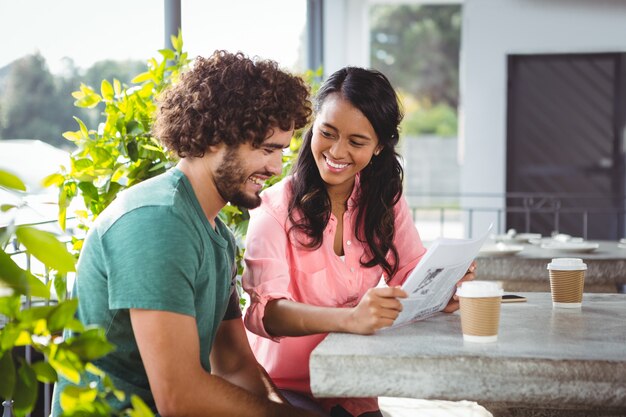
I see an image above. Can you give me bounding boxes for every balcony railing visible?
[406,191,626,241]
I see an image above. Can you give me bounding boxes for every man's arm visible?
[210,317,284,402]
[130,309,316,417]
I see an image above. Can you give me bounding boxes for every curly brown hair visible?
[154,50,312,157]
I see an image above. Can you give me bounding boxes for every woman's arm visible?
[263,286,408,336]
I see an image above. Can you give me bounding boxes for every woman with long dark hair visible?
[243,67,474,417]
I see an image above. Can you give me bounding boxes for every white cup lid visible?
[456,280,503,298]
[547,258,587,271]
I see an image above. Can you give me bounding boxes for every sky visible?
[0,0,307,73]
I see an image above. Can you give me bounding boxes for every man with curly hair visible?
[52,51,316,417]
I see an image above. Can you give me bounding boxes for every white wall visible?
[460,0,626,233]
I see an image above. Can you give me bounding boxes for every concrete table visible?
[476,241,626,293]
[310,293,626,417]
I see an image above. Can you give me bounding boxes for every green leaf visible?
[62,130,83,142]
[54,273,68,302]
[131,72,153,84]
[159,49,175,61]
[0,251,31,296]
[59,385,98,413]
[26,273,50,298]
[1,204,16,212]
[104,182,123,204]
[77,182,99,203]
[0,225,13,249]
[48,346,82,384]
[112,388,126,402]
[127,141,139,162]
[114,78,122,96]
[58,204,67,232]
[129,395,154,417]
[68,327,114,361]
[74,94,101,109]
[85,362,106,378]
[19,304,55,324]
[16,226,75,274]
[0,295,21,318]
[0,324,22,351]
[90,147,113,167]
[31,360,57,383]
[73,116,90,139]
[142,144,162,152]
[0,349,16,398]
[148,161,167,173]
[0,169,26,191]
[42,173,65,188]
[126,120,144,136]
[47,298,79,333]
[63,318,85,333]
[101,79,114,101]
[170,30,182,52]
[13,361,38,416]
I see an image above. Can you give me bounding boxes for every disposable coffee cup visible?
[456,281,504,343]
[547,258,586,309]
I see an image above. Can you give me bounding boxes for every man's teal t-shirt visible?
[52,167,239,415]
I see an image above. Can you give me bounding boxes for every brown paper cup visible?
[549,270,585,308]
[459,296,502,343]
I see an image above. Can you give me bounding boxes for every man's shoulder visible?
[94,169,189,235]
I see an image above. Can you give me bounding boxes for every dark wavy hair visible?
[288,67,404,279]
[154,50,311,157]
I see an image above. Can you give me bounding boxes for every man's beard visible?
[214,147,266,209]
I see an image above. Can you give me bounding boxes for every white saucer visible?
[540,241,599,253]
[479,243,524,257]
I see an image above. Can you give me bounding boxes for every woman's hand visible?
[442,260,477,313]
[346,286,408,334]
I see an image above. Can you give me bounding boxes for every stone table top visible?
[476,241,626,285]
[310,293,626,413]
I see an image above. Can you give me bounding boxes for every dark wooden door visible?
[506,53,626,240]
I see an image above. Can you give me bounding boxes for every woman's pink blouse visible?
[243,177,426,416]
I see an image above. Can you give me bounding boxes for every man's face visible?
[213,128,293,209]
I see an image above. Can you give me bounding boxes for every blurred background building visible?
[2,0,626,240]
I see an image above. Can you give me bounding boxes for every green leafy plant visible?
[48,31,189,238]
[0,169,151,417]
[54,31,320,277]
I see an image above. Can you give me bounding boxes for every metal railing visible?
[405,191,626,241]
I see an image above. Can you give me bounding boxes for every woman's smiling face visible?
[311,93,381,193]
